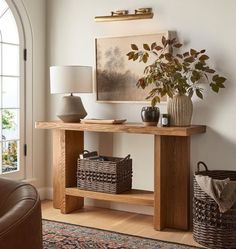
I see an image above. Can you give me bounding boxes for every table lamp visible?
[50,65,93,122]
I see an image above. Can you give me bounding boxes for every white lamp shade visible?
[50,65,93,94]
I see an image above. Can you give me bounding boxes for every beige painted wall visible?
[45,0,236,213]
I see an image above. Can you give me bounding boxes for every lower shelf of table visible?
[65,188,154,206]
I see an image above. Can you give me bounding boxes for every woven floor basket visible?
[193,162,236,249]
[77,155,132,194]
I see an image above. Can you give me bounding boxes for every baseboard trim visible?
[38,187,53,200]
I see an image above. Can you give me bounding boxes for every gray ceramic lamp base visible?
[57,95,87,122]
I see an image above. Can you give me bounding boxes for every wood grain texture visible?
[61,130,85,214]
[66,188,154,206]
[35,121,206,137]
[52,130,64,209]
[154,135,167,230]
[37,121,205,231]
[52,130,84,213]
[154,135,190,230]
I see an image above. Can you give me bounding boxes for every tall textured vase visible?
[167,94,193,126]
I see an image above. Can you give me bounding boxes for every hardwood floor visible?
[41,201,201,247]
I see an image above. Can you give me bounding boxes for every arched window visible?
[0,0,25,178]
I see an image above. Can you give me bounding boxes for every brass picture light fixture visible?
[95,8,153,22]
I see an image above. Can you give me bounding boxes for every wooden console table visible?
[35,121,206,230]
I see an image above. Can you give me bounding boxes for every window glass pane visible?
[2,140,19,173]
[2,43,19,76]
[0,0,22,176]
[0,0,8,17]
[0,80,1,108]
[0,112,2,143]
[0,44,2,75]
[2,77,19,108]
[2,109,19,141]
[0,9,19,44]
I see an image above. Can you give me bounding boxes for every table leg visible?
[53,130,84,213]
[154,135,190,230]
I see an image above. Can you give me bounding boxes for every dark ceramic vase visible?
[141,106,160,126]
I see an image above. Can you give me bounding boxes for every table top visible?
[35,121,206,137]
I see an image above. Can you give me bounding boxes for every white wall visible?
[46,0,236,214]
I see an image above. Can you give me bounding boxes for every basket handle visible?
[121,154,131,162]
[197,161,209,173]
[82,150,90,155]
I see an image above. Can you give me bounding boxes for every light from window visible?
[0,0,20,174]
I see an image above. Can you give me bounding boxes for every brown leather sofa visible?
[0,178,43,249]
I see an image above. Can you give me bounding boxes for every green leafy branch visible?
[127,36,226,107]
[2,110,16,130]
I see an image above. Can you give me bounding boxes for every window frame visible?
[0,0,33,180]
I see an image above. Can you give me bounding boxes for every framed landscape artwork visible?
[95,32,168,103]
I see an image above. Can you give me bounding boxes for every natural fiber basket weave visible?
[193,162,236,249]
[77,154,132,194]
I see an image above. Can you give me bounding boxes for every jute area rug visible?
[43,219,202,249]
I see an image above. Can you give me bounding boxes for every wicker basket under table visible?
[77,155,132,194]
[193,162,236,249]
